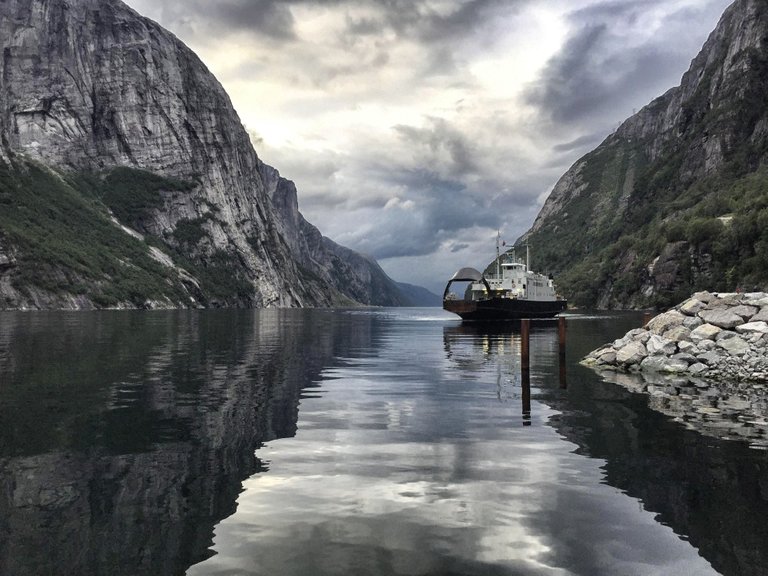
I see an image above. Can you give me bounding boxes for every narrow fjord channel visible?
[0,309,766,576]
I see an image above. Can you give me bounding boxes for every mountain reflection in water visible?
[0,309,375,576]
[0,309,766,575]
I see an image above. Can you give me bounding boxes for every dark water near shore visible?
[1,308,767,576]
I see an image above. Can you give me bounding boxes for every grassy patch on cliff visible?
[0,160,276,307]
[72,167,196,231]
[168,249,255,304]
[0,160,189,307]
[172,216,211,247]
[512,111,768,309]
[84,168,255,304]
[77,167,255,305]
[522,157,768,309]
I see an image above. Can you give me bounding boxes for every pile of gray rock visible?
[583,291,768,382]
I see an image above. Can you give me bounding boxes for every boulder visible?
[687,363,709,376]
[647,334,677,356]
[730,305,759,320]
[692,291,716,303]
[698,308,745,329]
[716,330,737,342]
[679,298,705,316]
[616,341,648,365]
[641,356,669,372]
[678,340,700,355]
[620,328,651,344]
[752,307,768,323]
[647,310,685,335]
[682,316,704,330]
[596,350,617,364]
[697,351,722,366]
[590,345,612,357]
[736,321,768,335]
[586,345,616,364]
[671,352,696,364]
[698,339,717,351]
[690,323,722,343]
[640,356,689,373]
[716,335,750,356]
[626,328,647,339]
[664,325,691,342]
[743,293,767,301]
[709,293,741,307]
[748,332,766,344]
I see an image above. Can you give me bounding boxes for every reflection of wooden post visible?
[521,319,531,425]
[522,367,531,426]
[558,316,567,389]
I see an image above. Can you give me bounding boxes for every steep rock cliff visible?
[262,163,410,307]
[0,0,406,309]
[520,0,768,309]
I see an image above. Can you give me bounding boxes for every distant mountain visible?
[0,0,407,309]
[517,0,768,309]
[395,282,442,307]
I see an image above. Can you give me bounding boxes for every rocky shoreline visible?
[584,291,768,382]
[583,292,768,447]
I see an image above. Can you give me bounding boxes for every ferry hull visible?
[443,297,567,321]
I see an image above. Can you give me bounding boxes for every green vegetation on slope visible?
[0,160,189,307]
[99,167,196,230]
[521,151,768,309]
[0,160,262,308]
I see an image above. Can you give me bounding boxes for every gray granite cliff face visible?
[583,291,768,450]
[0,0,405,308]
[521,0,768,308]
[530,0,763,236]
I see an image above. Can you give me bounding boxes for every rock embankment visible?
[584,292,768,382]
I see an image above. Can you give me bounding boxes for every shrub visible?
[0,161,188,306]
[664,220,687,242]
[686,217,724,247]
[172,216,211,248]
[98,167,195,229]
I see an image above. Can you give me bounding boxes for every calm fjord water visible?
[1,309,767,576]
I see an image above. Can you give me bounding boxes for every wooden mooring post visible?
[519,317,566,422]
[520,318,530,370]
[558,316,567,389]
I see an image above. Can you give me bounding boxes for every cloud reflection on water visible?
[189,314,718,576]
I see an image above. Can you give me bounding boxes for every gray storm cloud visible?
[124,0,732,291]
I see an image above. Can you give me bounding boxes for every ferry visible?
[442,240,567,321]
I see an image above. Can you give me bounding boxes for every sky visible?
[123,0,733,295]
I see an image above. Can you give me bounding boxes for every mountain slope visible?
[518,0,768,309]
[0,0,406,309]
[395,282,442,307]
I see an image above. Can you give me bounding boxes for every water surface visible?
[0,308,766,575]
